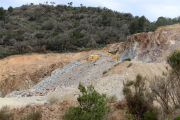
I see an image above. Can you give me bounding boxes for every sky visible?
[1,0,180,22]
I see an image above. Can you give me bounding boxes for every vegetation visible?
[25,109,42,120]
[63,83,110,120]
[123,74,158,120]
[103,71,108,74]
[123,49,180,119]
[0,2,178,59]
[149,49,180,118]
[122,58,131,62]
[48,96,59,103]
[0,105,14,120]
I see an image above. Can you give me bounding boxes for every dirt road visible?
[0,96,45,109]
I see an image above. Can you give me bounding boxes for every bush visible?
[122,58,131,62]
[176,114,180,120]
[25,109,42,120]
[149,49,180,115]
[8,6,13,13]
[63,83,110,120]
[0,7,6,21]
[51,32,59,37]
[71,30,83,38]
[35,33,44,38]
[123,74,157,119]
[48,96,59,103]
[103,71,107,74]
[42,21,55,30]
[0,105,14,120]
[167,48,180,73]
[21,5,28,10]
[143,107,158,120]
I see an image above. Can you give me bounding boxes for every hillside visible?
[0,23,180,119]
[0,4,135,58]
[1,3,180,119]
[1,3,180,59]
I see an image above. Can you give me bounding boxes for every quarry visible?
[0,24,180,119]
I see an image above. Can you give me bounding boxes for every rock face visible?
[103,24,180,63]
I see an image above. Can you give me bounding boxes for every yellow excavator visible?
[88,52,118,61]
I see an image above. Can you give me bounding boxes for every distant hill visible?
[0,3,180,58]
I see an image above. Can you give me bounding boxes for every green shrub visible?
[51,32,59,37]
[0,106,14,120]
[125,81,134,87]
[167,48,180,73]
[103,71,107,74]
[8,6,13,13]
[176,114,180,120]
[26,109,42,120]
[127,114,133,120]
[71,30,83,38]
[21,5,28,10]
[42,21,54,30]
[122,58,131,62]
[35,33,44,39]
[63,83,110,120]
[123,74,157,119]
[0,7,6,21]
[143,107,158,120]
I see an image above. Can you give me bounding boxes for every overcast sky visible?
[1,0,180,22]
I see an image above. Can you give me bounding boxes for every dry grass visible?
[0,105,14,120]
[47,96,59,103]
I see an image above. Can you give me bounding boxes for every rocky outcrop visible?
[103,24,180,63]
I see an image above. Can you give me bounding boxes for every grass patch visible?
[0,105,14,120]
[48,96,59,103]
[25,109,42,120]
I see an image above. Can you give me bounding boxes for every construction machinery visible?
[88,52,118,61]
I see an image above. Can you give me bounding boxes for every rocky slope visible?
[103,24,180,63]
[0,24,180,119]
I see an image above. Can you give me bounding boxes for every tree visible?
[8,6,13,13]
[63,83,110,120]
[129,19,138,34]
[138,15,146,32]
[68,2,73,6]
[0,7,6,21]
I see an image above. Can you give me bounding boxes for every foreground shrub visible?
[123,74,158,119]
[63,83,110,120]
[167,48,180,74]
[25,109,42,120]
[0,106,14,120]
[143,107,158,120]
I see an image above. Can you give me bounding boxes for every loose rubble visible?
[5,55,117,98]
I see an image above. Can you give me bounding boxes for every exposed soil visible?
[0,50,99,95]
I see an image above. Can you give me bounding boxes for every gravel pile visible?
[31,61,82,90]
[43,55,117,90]
[5,61,81,98]
[6,55,117,98]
